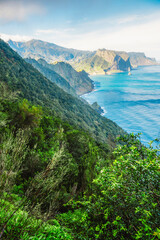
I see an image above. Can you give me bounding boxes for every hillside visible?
[8,39,157,75]
[0,39,124,144]
[26,58,94,95]
[26,58,77,96]
[73,54,110,74]
[46,61,94,95]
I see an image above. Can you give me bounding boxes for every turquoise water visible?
[82,66,160,146]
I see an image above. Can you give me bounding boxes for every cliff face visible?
[74,49,132,74]
[128,52,157,67]
[95,49,132,73]
[107,55,131,72]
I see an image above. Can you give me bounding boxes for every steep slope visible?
[107,55,131,72]
[31,59,94,95]
[0,39,124,144]
[75,49,132,74]
[128,52,157,67]
[26,58,77,96]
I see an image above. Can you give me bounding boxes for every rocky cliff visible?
[128,52,157,67]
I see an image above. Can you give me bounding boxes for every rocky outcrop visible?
[91,102,104,115]
[106,55,131,73]
[95,49,132,73]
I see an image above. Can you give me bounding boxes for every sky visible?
[0,0,160,60]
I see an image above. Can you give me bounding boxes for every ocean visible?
[82,65,160,146]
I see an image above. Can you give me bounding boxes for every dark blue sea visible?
[82,66,160,146]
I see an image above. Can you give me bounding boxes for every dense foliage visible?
[0,82,108,239]
[0,40,159,240]
[58,135,160,239]
[0,82,159,239]
[0,193,73,240]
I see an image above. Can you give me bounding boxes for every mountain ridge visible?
[8,39,157,74]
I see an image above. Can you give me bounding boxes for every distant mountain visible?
[8,39,93,63]
[0,39,124,144]
[8,39,157,75]
[128,52,157,67]
[27,58,94,95]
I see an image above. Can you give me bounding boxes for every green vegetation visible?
[0,85,159,239]
[0,82,109,239]
[58,134,160,240]
[74,54,110,74]
[0,39,159,240]
[0,194,73,240]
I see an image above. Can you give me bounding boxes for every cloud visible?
[1,10,160,60]
[116,15,140,24]
[0,33,32,42]
[60,12,160,59]
[34,28,76,46]
[35,28,75,35]
[0,0,45,23]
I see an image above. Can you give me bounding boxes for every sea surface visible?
[82,66,160,146]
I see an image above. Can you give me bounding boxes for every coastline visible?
[81,64,158,117]
[82,65,160,146]
[81,78,108,117]
[88,64,159,77]
[101,106,107,116]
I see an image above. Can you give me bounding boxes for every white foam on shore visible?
[101,106,107,116]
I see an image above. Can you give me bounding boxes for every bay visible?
[82,65,160,146]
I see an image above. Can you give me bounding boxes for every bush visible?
[0,193,73,240]
[58,134,160,240]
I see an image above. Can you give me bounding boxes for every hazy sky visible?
[0,0,160,59]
